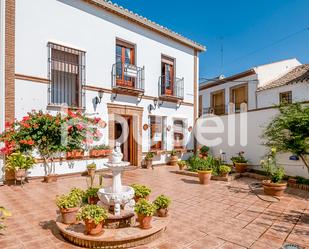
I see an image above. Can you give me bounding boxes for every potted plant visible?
[5,152,35,183]
[199,145,209,158]
[153,195,171,217]
[177,160,186,170]
[169,150,178,166]
[231,152,248,173]
[0,207,11,230]
[89,145,111,158]
[87,163,96,177]
[66,149,84,159]
[261,148,287,196]
[219,165,231,177]
[144,152,155,169]
[130,184,151,203]
[84,187,100,204]
[196,155,215,185]
[77,204,108,235]
[134,199,156,229]
[56,193,81,224]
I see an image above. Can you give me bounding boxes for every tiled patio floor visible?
[0,166,308,249]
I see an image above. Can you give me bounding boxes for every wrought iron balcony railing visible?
[159,75,184,100]
[203,105,227,115]
[112,63,145,93]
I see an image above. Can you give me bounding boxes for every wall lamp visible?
[95,90,104,105]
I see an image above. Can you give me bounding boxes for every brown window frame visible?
[161,55,175,96]
[210,89,226,115]
[229,83,248,112]
[279,91,292,104]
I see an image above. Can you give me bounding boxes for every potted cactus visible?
[219,165,231,177]
[144,152,155,169]
[77,205,108,235]
[134,199,156,229]
[261,148,287,197]
[169,150,178,166]
[87,163,96,177]
[231,152,248,173]
[153,195,171,217]
[130,184,151,203]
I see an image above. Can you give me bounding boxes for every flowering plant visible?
[261,148,285,183]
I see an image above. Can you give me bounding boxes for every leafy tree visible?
[263,103,309,173]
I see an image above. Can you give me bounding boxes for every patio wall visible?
[200,107,309,178]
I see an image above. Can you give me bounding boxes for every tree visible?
[263,103,309,173]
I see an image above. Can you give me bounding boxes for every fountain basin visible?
[98,186,134,206]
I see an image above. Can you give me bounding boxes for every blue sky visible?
[112,0,309,82]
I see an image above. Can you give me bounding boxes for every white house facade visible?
[0,0,205,178]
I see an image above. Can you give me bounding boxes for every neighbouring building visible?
[199,59,309,178]
[0,0,205,178]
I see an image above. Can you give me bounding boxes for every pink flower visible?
[76,123,84,130]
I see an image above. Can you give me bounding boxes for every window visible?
[279,91,292,104]
[149,116,166,150]
[161,55,175,95]
[230,84,248,112]
[48,43,85,108]
[211,90,225,115]
[199,95,203,117]
[116,39,135,87]
[173,119,186,149]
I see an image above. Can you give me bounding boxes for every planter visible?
[157,208,168,217]
[15,169,26,181]
[87,168,96,177]
[134,195,149,203]
[84,219,104,235]
[89,149,112,158]
[178,164,185,171]
[145,159,152,169]
[197,170,212,185]
[66,150,84,159]
[138,215,153,229]
[60,207,79,224]
[263,180,287,197]
[44,174,58,183]
[169,155,178,166]
[220,172,228,178]
[235,163,247,173]
[87,196,99,205]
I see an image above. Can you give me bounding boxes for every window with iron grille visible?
[48,43,86,108]
[279,91,292,104]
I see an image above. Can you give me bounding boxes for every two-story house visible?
[0,0,205,178]
[199,58,308,115]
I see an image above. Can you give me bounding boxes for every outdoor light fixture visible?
[153,98,158,107]
[95,90,104,105]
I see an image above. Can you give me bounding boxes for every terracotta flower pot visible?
[89,149,111,158]
[145,159,152,169]
[44,174,58,183]
[197,170,212,185]
[157,208,168,217]
[66,150,84,159]
[169,155,178,166]
[138,215,153,229]
[87,168,96,177]
[15,169,26,181]
[60,207,79,224]
[235,163,247,173]
[88,196,99,205]
[84,219,104,235]
[134,195,149,203]
[262,180,287,197]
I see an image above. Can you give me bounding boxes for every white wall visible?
[257,82,309,108]
[0,0,5,184]
[199,74,258,112]
[13,0,198,176]
[200,108,309,178]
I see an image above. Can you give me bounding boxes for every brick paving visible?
[0,166,308,249]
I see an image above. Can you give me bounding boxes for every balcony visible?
[203,105,227,115]
[112,63,145,97]
[159,76,184,102]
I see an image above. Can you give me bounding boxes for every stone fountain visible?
[98,143,135,216]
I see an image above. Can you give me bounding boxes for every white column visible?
[0,0,6,185]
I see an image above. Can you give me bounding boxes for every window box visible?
[66,150,84,159]
[89,149,112,158]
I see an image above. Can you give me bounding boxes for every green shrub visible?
[145,152,155,161]
[219,165,231,174]
[91,145,110,150]
[177,160,186,167]
[187,154,217,172]
[134,199,156,216]
[5,152,35,171]
[0,207,11,230]
[295,176,309,185]
[231,152,248,163]
[83,187,100,203]
[70,188,85,201]
[56,194,81,209]
[200,146,209,154]
[77,205,108,224]
[130,184,151,198]
[87,163,96,170]
[153,195,171,209]
[261,148,285,183]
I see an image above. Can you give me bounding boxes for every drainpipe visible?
[0,0,5,185]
